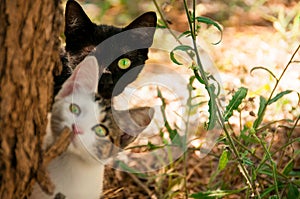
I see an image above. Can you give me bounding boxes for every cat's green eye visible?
[69,103,81,116]
[92,124,108,137]
[118,58,131,69]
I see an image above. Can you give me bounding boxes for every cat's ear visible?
[124,12,157,47]
[126,12,157,30]
[65,0,94,37]
[56,56,99,99]
[72,56,99,92]
[114,107,154,147]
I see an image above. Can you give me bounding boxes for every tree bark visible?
[0,0,63,198]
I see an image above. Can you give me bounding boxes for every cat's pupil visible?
[92,124,108,137]
[118,58,131,69]
[69,103,81,116]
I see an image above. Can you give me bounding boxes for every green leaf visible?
[242,157,254,166]
[288,170,300,177]
[117,161,147,178]
[170,51,183,65]
[194,16,223,44]
[240,126,260,144]
[283,159,295,175]
[170,45,194,65]
[223,87,248,121]
[240,151,254,166]
[147,141,160,150]
[260,183,285,198]
[257,96,267,116]
[193,70,205,84]
[190,188,246,199]
[190,192,214,199]
[169,129,183,146]
[193,70,218,130]
[218,150,229,171]
[194,16,222,32]
[268,90,293,105]
[157,87,183,146]
[173,45,194,52]
[207,84,218,130]
[253,96,267,129]
[250,66,277,80]
[287,183,300,199]
[178,30,192,39]
[258,167,273,176]
[157,19,167,29]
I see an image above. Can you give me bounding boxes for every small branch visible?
[36,127,72,195]
[44,127,72,165]
[152,0,184,45]
[128,172,157,199]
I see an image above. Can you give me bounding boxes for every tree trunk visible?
[0,0,63,198]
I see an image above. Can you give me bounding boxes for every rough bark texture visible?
[0,0,63,198]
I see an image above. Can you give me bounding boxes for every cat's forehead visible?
[94,25,122,43]
[63,91,95,104]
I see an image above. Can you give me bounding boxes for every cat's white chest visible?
[31,153,104,199]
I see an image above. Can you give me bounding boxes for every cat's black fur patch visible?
[54,0,157,99]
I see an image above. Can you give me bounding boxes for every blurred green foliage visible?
[80,0,154,25]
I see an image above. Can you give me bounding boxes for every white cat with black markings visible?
[31,56,153,199]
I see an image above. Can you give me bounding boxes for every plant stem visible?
[231,135,296,183]
[278,114,300,167]
[182,0,261,197]
[182,80,194,198]
[254,44,300,129]
[253,133,280,197]
[152,0,184,45]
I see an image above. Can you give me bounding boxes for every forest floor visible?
[102,25,300,198]
[100,2,300,198]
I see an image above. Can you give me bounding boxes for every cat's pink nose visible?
[72,124,83,135]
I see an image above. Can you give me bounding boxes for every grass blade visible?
[190,188,247,198]
[287,183,300,199]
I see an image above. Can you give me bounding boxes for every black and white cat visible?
[55,0,157,99]
[31,0,157,198]
[31,56,153,199]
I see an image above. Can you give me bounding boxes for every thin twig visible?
[36,127,72,195]
[127,172,157,199]
[152,0,184,45]
[44,127,72,165]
